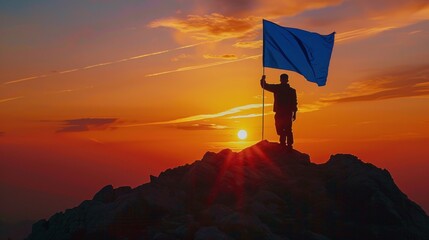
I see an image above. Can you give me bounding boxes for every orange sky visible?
[1,0,429,223]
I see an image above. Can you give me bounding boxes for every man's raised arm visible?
[260,75,276,92]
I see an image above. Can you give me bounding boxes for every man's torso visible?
[272,84,296,114]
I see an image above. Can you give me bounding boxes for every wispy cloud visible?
[336,26,397,43]
[3,41,211,85]
[118,103,267,127]
[203,54,238,59]
[320,64,429,103]
[191,0,342,23]
[176,123,228,130]
[148,13,260,40]
[233,40,263,49]
[87,137,104,144]
[49,86,94,95]
[226,101,326,119]
[57,118,118,132]
[300,0,429,42]
[298,102,330,113]
[0,96,24,104]
[146,54,261,77]
[408,30,422,35]
[0,87,92,106]
[253,0,342,17]
[171,54,191,62]
[227,111,273,119]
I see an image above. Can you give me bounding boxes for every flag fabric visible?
[263,19,335,86]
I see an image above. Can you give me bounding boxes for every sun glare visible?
[237,130,248,140]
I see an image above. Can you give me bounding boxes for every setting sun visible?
[237,130,248,140]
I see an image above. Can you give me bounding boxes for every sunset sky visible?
[1,0,429,223]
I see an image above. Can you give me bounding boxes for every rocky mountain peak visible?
[26,141,429,240]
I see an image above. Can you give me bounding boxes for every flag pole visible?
[261,19,265,141]
[262,67,265,141]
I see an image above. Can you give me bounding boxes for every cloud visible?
[252,0,342,17]
[3,41,211,85]
[148,0,342,40]
[227,111,273,119]
[118,103,269,128]
[321,64,429,103]
[298,0,429,42]
[49,86,94,95]
[335,26,397,43]
[153,0,427,46]
[203,54,237,59]
[197,0,258,16]
[297,102,330,113]
[146,54,261,77]
[87,138,104,144]
[57,118,118,133]
[175,123,228,130]
[171,54,191,62]
[408,30,423,35]
[227,101,326,119]
[148,13,260,40]
[0,96,24,104]
[194,0,341,18]
[307,0,428,26]
[233,40,262,49]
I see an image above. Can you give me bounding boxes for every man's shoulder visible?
[286,84,296,91]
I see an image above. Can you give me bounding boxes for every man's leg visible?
[275,114,286,145]
[286,114,293,149]
[286,130,293,148]
[279,134,286,146]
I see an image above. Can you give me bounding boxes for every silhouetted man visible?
[261,74,298,149]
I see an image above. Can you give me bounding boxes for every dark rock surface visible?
[0,220,33,240]
[26,141,429,240]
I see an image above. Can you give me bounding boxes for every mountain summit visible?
[27,141,429,240]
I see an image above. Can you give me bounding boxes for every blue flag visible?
[263,19,335,86]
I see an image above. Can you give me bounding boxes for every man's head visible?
[280,73,289,84]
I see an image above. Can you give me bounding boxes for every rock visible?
[150,175,158,183]
[194,226,231,240]
[92,185,132,204]
[152,232,177,240]
[26,141,429,240]
[200,204,233,224]
[92,185,115,203]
